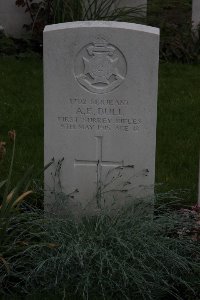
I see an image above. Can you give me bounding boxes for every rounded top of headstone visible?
[44,21,159,36]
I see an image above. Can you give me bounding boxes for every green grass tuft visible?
[1,203,200,299]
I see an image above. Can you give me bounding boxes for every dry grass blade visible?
[12,190,33,208]
[0,256,10,274]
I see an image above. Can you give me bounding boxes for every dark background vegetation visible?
[0,0,200,299]
[0,0,199,62]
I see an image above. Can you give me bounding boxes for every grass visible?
[156,63,200,204]
[0,56,43,184]
[0,57,200,205]
[1,203,200,299]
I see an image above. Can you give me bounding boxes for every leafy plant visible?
[148,0,200,63]
[0,130,33,245]
[0,36,17,56]
[15,0,200,62]
[15,0,146,41]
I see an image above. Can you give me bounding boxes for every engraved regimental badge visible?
[74,38,127,94]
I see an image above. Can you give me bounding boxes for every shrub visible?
[15,0,146,43]
[148,0,200,63]
[0,130,33,247]
[15,0,200,63]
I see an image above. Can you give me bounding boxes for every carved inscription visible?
[74,38,127,94]
[58,97,142,132]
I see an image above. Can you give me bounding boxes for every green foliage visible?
[156,63,200,203]
[15,0,200,63]
[50,0,146,23]
[15,0,146,41]
[0,131,33,245]
[0,36,17,56]
[1,203,200,299]
[148,0,200,63]
[0,57,43,185]
[0,24,42,57]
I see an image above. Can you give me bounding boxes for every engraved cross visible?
[74,136,124,199]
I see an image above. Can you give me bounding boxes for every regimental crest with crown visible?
[74,38,127,94]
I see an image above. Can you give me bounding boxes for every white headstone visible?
[192,0,200,30]
[44,21,159,215]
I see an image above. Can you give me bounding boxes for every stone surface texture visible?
[0,0,31,37]
[44,21,159,215]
